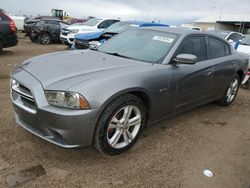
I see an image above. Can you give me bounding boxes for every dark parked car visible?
[10,28,249,155]
[0,10,18,52]
[24,16,60,36]
[30,19,69,44]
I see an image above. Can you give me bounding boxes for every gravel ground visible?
[0,34,250,188]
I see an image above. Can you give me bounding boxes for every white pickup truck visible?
[60,18,120,46]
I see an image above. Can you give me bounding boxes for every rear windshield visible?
[104,22,136,34]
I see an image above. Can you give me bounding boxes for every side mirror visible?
[174,54,197,64]
[228,39,234,44]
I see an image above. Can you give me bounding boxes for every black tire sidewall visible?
[95,94,147,156]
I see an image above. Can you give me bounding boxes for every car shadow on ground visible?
[0,50,15,56]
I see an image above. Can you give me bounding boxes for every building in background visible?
[191,15,250,34]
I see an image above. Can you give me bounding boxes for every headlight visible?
[45,91,90,110]
[70,29,79,34]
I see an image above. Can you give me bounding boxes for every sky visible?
[1,0,250,25]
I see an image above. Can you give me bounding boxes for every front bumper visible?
[11,69,102,148]
[60,34,74,45]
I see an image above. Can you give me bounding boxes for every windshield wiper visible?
[104,52,130,58]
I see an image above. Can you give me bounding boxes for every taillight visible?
[10,20,16,32]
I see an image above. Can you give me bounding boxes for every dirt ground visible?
[0,34,250,188]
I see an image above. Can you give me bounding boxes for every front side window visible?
[175,36,207,62]
[98,29,179,63]
[207,37,226,59]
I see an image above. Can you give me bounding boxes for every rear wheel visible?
[94,94,147,156]
[39,33,51,45]
[217,74,240,106]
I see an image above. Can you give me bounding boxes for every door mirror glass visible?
[174,54,197,64]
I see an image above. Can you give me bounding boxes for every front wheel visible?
[39,33,51,45]
[217,74,240,106]
[94,94,147,156]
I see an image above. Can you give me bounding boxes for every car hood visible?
[75,31,103,40]
[20,50,151,90]
[66,25,95,30]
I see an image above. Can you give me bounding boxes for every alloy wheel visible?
[226,78,239,103]
[107,105,142,149]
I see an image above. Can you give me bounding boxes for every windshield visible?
[98,29,179,63]
[83,18,102,26]
[104,22,139,34]
[208,30,229,38]
[240,36,250,45]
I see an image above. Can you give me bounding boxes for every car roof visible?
[141,27,230,41]
[142,27,201,35]
[122,20,168,27]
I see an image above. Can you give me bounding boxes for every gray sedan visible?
[10,27,249,155]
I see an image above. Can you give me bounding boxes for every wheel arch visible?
[236,69,244,82]
[91,88,152,146]
[100,88,153,123]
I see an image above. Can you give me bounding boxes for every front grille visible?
[75,40,90,49]
[11,79,37,114]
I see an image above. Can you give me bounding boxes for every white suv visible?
[60,18,120,46]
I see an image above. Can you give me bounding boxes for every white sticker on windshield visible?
[153,36,174,43]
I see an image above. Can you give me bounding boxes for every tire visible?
[94,94,147,156]
[39,33,51,45]
[217,74,240,106]
[29,35,37,42]
[0,40,3,53]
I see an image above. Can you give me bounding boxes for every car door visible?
[206,36,236,97]
[168,35,214,113]
[44,20,60,39]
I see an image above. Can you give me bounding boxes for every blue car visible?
[73,21,169,49]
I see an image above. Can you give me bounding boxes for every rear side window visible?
[175,36,207,62]
[207,37,226,59]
